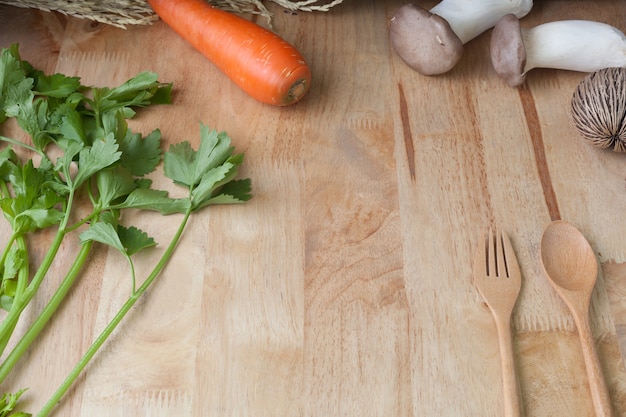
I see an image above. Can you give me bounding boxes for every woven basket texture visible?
[0,0,344,28]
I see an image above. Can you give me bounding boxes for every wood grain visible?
[1,1,626,416]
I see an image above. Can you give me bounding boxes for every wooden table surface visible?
[1,1,626,416]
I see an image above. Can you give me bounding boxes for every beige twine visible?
[0,0,344,28]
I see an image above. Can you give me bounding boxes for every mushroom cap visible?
[389,4,463,76]
[571,67,626,152]
[490,14,527,87]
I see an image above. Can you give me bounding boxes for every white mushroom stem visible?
[522,20,626,73]
[430,0,533,44]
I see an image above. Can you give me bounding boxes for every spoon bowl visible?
[540,220,598,293]
[540,220,613,417]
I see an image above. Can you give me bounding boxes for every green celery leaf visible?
[79,221,125,253]
[190,161,238,208]
[38,182,67,208]
[98,211,119,229]
[73,133,121,188]
[0,146,17,163]
[0,244,25,310]
[10,159,41,199]
[195,178,252,208]
[0,46,24,93]
[44,179,70,197]
[93,72,172,115]
[4,188,65,233]
[13,207,64,233]
[35,153,53,171]
[9,158,62,205]
[99,72,160,102]
[190,126,234,183]
[3,78,33,117]
[33,72,81,98]
[35,186,65,209]
[0,295,13,312]
[53,140,82,187]
[96,166,137,208]
[58,109,86,144]
[55,137,83,158]
[101,109,127,140]
[3,77,53,152]
[0,198,14,220]
[80,222,155,257]
[0,45,28,123]
[163,140,195,187]
[114,188,190,215]
[10,160,51,202]
[163,125,251,210]
[2,245,25,284]
[163,125,235,188]
[32,98,53,150]
[118,72,172,105]
[1,280,17,301]
[4,79,37,135]
[117,225,156,256]
[197,126,235,171]
[0,388,30,417]
[150,82,173,105]
[119,129,161,176]
[0,147,17,180]
[134,178,152,189]
[46,94,85,135]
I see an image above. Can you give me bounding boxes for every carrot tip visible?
[287,78,310,104]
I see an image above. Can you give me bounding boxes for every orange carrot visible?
[148,0,311,106]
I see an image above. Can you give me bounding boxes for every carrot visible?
[148,0,311,106]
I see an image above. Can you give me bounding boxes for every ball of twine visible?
[571,67,626,152]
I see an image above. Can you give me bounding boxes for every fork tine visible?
[501,230,521,281]
[496,229,507,278]
[487,227,496,277]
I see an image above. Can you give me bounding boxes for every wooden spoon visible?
[540,220,614,417]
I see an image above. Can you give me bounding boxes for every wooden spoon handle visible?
[496,317,523,417]
[576,313,614,417]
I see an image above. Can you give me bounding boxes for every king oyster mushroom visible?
[389,0,533,75]
[491,14,626,87]
[571,67,626,152]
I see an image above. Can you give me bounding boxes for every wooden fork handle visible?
[495,316,524,417]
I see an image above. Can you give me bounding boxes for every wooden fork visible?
[473,229,524,417]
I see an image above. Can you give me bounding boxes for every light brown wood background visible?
[1,1,626,416]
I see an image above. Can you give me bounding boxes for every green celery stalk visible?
[36,208,192,417]
[0,236,29,356]
[0,240,94,382]
[0,189,77,357]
